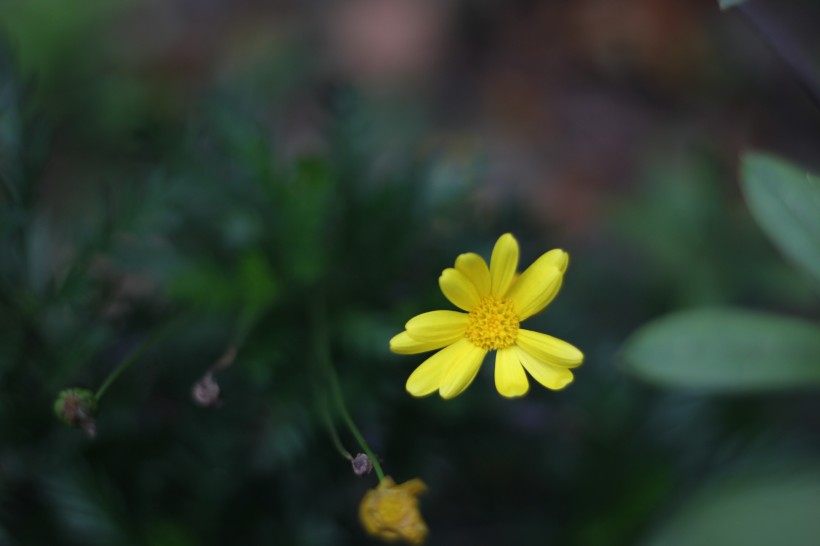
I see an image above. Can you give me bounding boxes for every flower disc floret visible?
[464,296,519,350]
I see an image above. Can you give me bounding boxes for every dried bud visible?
[359,476,428,545]
[54,389,97,438]
[352,453,374,476]
[192,373,221,407]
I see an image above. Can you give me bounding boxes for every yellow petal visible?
[507,264,562,320]
[455,252,491,297]
[438,339,487,399]
[439,268,481,311]
[390,331,454,355]
[406,340,470,396]
[516,329,584,367]
[515,345,574,390]
[537,249,569,274]
[494,347,529,398]
[490,233,519,297]
[395,478,428,496]
[405,310,468,343]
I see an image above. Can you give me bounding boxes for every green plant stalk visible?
[325,359,385,481]
[233,306,261,348]
[318,393,353,461]
[94,318,183,402]
[313,301,385,481]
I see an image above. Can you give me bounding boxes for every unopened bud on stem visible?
[54,388,97,438]
[192,372,221,407]
[351,453,374,476]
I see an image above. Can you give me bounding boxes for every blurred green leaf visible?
[238,251,278,313]
[144,521,195,546]
[44,470,131,546]
[169,250,277,312]
[613,151,736,306]
[0,44,22,207]
[26,214,54,298]
[276,157,334,284]
[169,263,238,310]
[0,0,131,78]
[718,0,747,9]
[646,467,820,546]
[621,308,820,391]
[742,153,820,290]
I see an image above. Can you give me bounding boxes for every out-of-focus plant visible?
[622,154,820,392]
[0,23,466,539]
[718,0,747,9]
[619,4,820,542]
[621,151,820,543]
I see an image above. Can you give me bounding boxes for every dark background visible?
[1,0,820,544]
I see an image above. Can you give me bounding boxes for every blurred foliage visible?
[620,152,820,394]
[646,464,820,546]
[612,149,816,308]
[741,153,820,290]
[619,90,820,546]
[1,0,820,545]
[622,308,820,390]
[719,0,748,9]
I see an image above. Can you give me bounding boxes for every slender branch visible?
[325,358,385,481]
[318,393,353,461]
[313,301,385,481]
[94,317,182,402]
[739,2,820,111]
[232,307,260,349]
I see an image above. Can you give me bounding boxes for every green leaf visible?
[646,467,820,546]
[44,469,130,546]
[742,153,820,290]
[718,0,747,9]
[0,44,23,207]
[237,250,278,312]
[621,308,820,391]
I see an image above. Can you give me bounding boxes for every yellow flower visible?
[359,476,429,545]
[390,233,583,399]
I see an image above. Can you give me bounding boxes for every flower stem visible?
[232,307,260,349]
[325,358,385,481]
[313,302,385,481]
[94,318,182,402]
[318,394,353,461]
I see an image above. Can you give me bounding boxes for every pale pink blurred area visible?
[108,0,298,90]
[325,0,450,91]
[108,0,452,93]
[14,0,817,238]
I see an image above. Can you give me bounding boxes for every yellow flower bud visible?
[359,476,428,545]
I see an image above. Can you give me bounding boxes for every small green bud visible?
[54,388,97,437]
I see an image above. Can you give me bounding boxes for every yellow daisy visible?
[390,233,583,399]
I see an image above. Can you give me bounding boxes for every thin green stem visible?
[94,318,182,402]
[313,301,385,481]
[232,307,260,349]
[318,394,353,461]
[325,360,385,481]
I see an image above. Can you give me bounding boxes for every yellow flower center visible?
[464,296,520,350]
